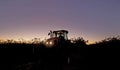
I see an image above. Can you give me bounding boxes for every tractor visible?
[45,30,70,47]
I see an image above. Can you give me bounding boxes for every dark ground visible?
[0,38,120,70]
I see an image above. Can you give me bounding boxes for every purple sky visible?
[0,0,120,43]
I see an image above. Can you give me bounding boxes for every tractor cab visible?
[45,30,69,47]
[49,30,68,40]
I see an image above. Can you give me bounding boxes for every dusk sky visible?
[0,0,120,43]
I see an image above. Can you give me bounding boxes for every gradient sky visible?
[0,0,120,43]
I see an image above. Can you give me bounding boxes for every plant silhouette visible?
[0,36,120,70]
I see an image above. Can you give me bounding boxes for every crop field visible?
[0,37,120,70]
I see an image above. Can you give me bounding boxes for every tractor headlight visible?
[49,41,53,45]
[45,41,54,47]
[46,42,49,45]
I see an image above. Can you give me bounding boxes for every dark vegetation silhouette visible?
[88,36,120,70]
[0,36,120,70]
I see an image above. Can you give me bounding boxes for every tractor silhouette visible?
[45,30,70,47]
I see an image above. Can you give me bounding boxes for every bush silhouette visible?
[73,37,87,48]
[87,36,120,70]
[0,36,120,70]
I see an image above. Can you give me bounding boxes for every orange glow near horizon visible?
[0,33,102,44]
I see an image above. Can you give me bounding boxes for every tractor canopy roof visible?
[52,30,68,34]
